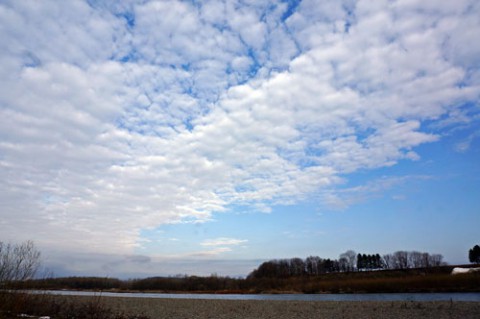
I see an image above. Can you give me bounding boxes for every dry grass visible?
[250,272,480,294]
[0,292,150,319]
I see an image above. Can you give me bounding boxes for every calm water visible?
[33,290,480,302]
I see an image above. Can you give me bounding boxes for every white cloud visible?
[43,250,259,278]
[188,247,233,257]
[455,130,480,153]
[182,237,250,258]
[0,0,479,260]
[201,238,248,247]
[320,175,433,210]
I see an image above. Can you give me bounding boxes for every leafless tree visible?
[305,256,320,276]
[393,251,409,269]
[421,252,431,268]
[0,240,41,288]
[428,254,444,267]
[408,251,424,268]
[290,258,306,276]
[382,251,444,270]
[382,254,392,269]
[339,250,357,271]
[338,257,349,272]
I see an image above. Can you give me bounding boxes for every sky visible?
[0,0,479,279]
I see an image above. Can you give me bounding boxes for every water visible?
[32,290,480,302]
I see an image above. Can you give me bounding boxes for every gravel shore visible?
[71,296,480,319]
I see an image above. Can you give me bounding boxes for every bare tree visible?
[428,254,444,267]
[0,240,41,288]
[382,254,393,269]
[305,256,320,276]
[421,252,430,268]
[339,250,357,271]
[290,258,306,276]
[393,251,409,269]
[408,251,423,268]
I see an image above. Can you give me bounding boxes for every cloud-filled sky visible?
[1,0,479,278]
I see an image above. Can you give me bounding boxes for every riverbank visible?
[56,295,480,319]
[20,266,480,294]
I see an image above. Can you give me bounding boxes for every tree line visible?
[2,240,479,294]
[20,275,247,292]
[248,250,445,279]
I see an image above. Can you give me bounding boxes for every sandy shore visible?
[65,296,480,319]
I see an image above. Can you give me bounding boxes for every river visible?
[32,290,480,302]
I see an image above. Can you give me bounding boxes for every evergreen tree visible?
[469,245,480,263]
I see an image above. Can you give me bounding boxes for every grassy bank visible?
[249,269,480,294]
[0,292,150,319]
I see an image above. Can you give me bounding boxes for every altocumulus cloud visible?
[0,0,479,262]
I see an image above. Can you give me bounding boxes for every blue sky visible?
[0,0,479,278]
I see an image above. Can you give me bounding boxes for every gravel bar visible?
[69,295,480,319]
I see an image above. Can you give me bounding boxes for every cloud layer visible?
[1,0,479,257]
